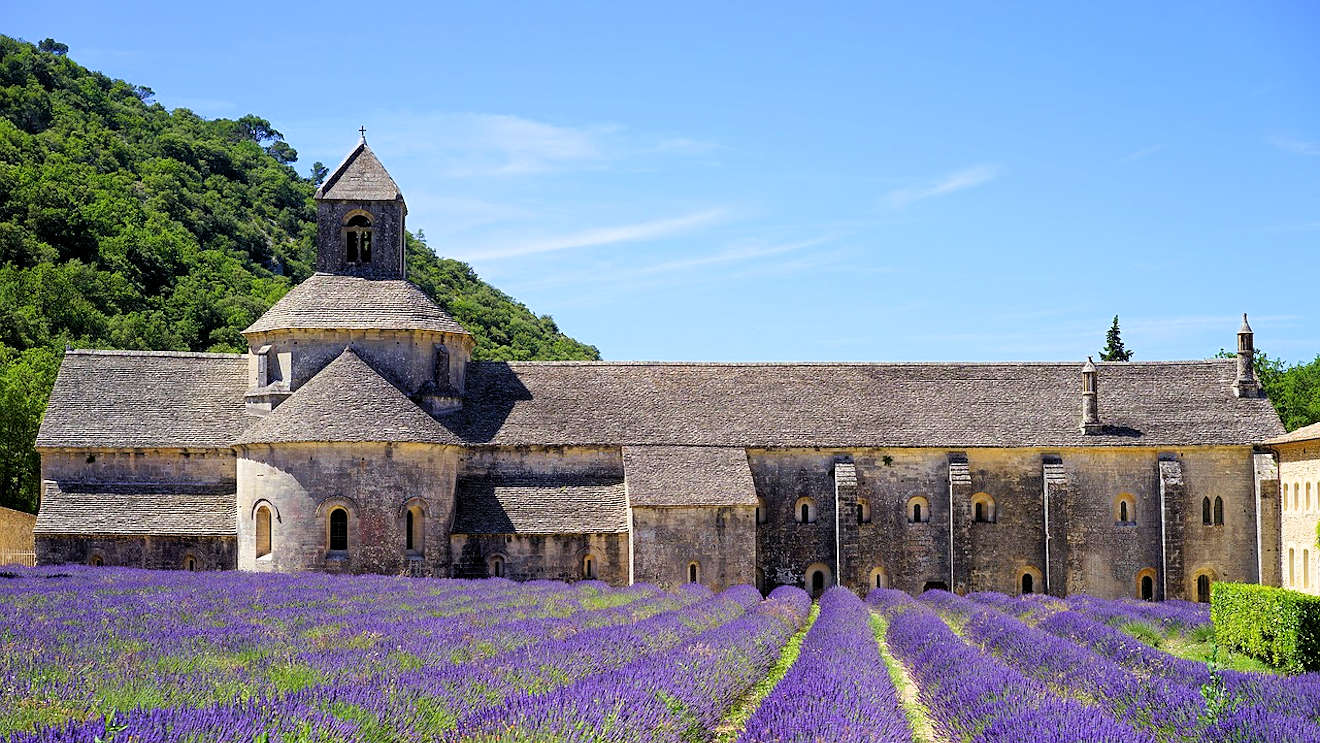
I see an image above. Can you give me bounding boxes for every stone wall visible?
[0,506,35,565]
[450,533,628,584]
[37,534,235,570]
[41,448,235,485]
[631,505,755,591]
[236,442,458,575]
[460,446,622,479]
[1278,442,1320,594]
[315,199,406,279]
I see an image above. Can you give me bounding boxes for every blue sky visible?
[10,2,1319,362]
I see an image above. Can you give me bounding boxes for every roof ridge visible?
[475,359,1232,368]
[65,349,246,360]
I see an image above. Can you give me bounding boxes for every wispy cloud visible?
[455,208,729,261]
[885,164,999,208]
[1118,144,1163,163]
[1269,135,1320,156]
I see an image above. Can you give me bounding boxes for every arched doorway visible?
[1197,574,1210,603]
[1141,575,1154,601]
[1021,572,1033,594]
[804,562,832,598]
[922,580,949,593]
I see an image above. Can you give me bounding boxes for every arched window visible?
[1290,547,1297,587]
[1283,483,1289,511]
[1114,493,1135,525]
[584,554,597,580]
[1201,497,1212,525]
[1307,549,1312,589]
[687,562,700,584]
[490,555,504,578]
[971,493,995,523]
[1197,574,1211,603]
[755,498,767,525]
[869,566,889,590]
[404,504,424,556]
[1213,497,1224,526]
[856,498,871,524]
[805,562,831,598]
[329,508,348,552]
[1021,572,1034,594]
[344,213,373,263]
[1018,566,1042,596]
[1136,568,1157,601]
[794,497,817,524]
[183,555,198,572]
[1308,483,1313,512]
[89,554,104,567]
[1294,482,1301,511]
[255,505,272,559]
[906,496,930,524]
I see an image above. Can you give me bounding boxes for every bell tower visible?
[313,130,407,279]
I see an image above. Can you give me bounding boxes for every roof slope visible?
[314,140,402,201]
[36,350,251,450]
[236,348,459,446]
[35,482,235,536]
[452,476,629,534]
[446,359,1284,448]
[1263,421,1320,447]
[623,446,758,506]
[244,273,468,335]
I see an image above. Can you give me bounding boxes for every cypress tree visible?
[1100,315,1134,362]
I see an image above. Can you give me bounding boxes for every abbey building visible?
[33,138,1290,601]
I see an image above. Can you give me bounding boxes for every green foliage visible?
[1215,348,1320,431]
[1210,582,1320,674]
[0,35,598,513]
[1099,314,1134,362]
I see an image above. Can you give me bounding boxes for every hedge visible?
[1210,582,1320,674]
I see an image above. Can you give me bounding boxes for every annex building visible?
[33,138,1290,601]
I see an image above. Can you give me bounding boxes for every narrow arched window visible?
[1306,549,1312,588]
[255,505,272,559]
[857,499,871,524]
[89,555,104,567]
[1141,575,1153,601]
[1021,572,1033,594]
[1213,497,1224,526]
[794,498,816,524]
[1119,500,1129,523]
[913,503,922,522]
[811,570,825,595]
[1290,547,1297,586]
[801,503,810,523]
[688,562,699,583]
[584,555,597,579]
[405,511,415,551]
[344,214,373,263]
[1295,482,1301,511]
[1308,483,1313,512]
[491,556,504,578]
[1283,483,1289,511]
[1197,574,1211,603]
[1202,497,1212,525]
[329,508,348,551]
[975,502,984,522]
[184,555,198,572]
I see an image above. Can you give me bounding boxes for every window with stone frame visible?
[906,496,931,524]
[794,497,817,524]
[972,493,996,523]
[344,213,373,263]
[329,508,349,552]
[255,505,273,559]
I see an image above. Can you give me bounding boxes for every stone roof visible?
[452,476,629,534]
[244,273,468,335]
[236,349,460,446]
[35,482,235,536]
[446,359,1284,448]
[622,446,757,506]
[314,140,402,202]
[1263,421,1320,447]
[35,350,251,450]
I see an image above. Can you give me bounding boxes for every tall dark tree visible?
[309,161,328,186]
[1100,315,1134,362]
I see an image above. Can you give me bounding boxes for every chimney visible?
[1233,313,1258,398]
[1081,356,1103,434]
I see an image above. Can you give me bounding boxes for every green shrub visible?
[1210,582,1320,674]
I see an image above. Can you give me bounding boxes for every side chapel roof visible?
[622,446,758,506]
[34,482,235,536]
[452,475,629,534]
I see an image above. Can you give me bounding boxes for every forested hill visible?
[0,35,599,513]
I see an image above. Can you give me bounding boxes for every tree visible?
[309,161,328,186]
[266,141,298,164]
[37,38,68,55]
[1100,315,1134,361]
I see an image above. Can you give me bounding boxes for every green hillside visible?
[0,35,599,513]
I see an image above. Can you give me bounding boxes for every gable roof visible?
[35,481,235,536]
[235,348,459,446]
[36,350,251,450]
[446,359,1284,448]
[623,446,757,506]
[314,140,402,202]
[1263,421,1320,447]
[452,475,629,534]
[243,273,468,335]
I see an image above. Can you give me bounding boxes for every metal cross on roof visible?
[358,125,366,140]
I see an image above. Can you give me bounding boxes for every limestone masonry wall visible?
[450,533,627,584]
[1278,443,1320,595]
[38,535,234,570]
[0,506,36,565]
[631,505,755,591]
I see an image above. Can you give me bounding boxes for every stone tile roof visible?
[35,350,251,450]
[35,482,235,536]
[1263,421,1320,447]
[236,349,460,446]
[452,476,629,534]
[447,359,1284,448]
[622,446,757,506]
[314,140,402,201]
[244,273,468,335]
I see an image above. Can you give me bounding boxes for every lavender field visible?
[0,568,1316,742]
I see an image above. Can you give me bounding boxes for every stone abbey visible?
[33,138,1299,601]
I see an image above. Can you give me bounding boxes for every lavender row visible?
[925,590,1203,741]
[736,586,910,743]
[452,585,813,742]
[1064,594,1209,636]
[868,588,1149,743]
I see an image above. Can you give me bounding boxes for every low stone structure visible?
[1264,422,1320,596]
[0,506,36,566]
[32,136,1289,600]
